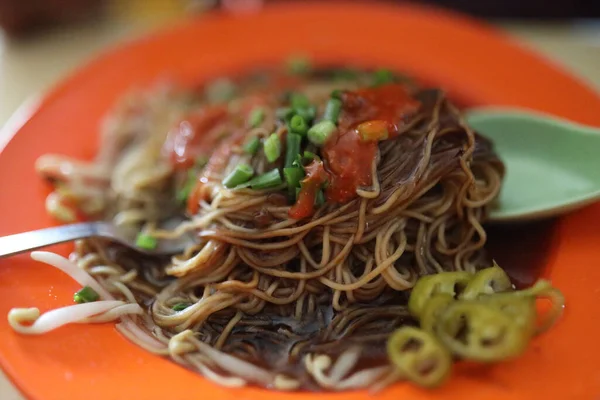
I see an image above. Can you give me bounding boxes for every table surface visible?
[0,14,599,400]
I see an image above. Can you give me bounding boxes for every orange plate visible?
[1,2,600,400]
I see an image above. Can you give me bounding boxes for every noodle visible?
[18,67,510,390]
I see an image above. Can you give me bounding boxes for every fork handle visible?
[0,222,107,258]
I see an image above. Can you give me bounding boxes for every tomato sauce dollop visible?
[164,94,271,215]
[163,91,275,170]
[162,105,229,169]
[322,84,421,204]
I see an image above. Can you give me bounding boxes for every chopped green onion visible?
[196,156,208,168]
[264,133,282,163]
[73,286,100,304]
[295,106,316,122]
[308,120,336,146]
[303,151,320,161]
[292,154,303,168]
[331,89,343,100]
[285,133,302,168]
[323,98,342,124]
[172,303,191,311]
[223,164,254,188]
[372,69,395,86]
[176,158,207,203]
[176,187,190,204]
[315,189,325,207]
[252,169,283,189]
[248,107,265,128]
[243,137,260,155]
[136,233,157,250]
[205,78,237,103]
[286,55,312,75]
[284,167,305,189]
[292,151,321,167]
[176,169,197,204]
[236,169,282,190]
[289,115,308,136]
[288,93,316,122]
[276,107,294,121]
[290,93,310,110]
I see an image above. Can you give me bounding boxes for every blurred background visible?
[0,0,599,398]
[1,0,600,126]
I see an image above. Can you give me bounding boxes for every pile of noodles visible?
[17,71,504,391]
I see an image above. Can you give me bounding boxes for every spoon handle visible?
[0,222,109,257]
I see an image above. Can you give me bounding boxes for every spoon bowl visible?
[466,108,600,222]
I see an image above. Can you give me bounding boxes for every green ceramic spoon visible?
[465,108,600,222]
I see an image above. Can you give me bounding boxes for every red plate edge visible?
[0,2,600,400]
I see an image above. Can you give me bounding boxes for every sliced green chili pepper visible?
[436,300,529,362]
[460,265,513,300]
[387,326,452,388]
[408,271,473,318]
[486,280,564,335]
[419,294,454,334]
[479,295,536,337]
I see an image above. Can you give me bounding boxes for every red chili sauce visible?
[290,84,420,219]
[163,94,271,214]
[162,105,229,169]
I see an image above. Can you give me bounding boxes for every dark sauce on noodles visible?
[116,189,556,385]
[215,220,559,389]
[215,296,415,390]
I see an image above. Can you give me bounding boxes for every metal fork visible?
[0,216,196,258]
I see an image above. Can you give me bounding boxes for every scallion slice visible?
[247,169,283,189]
[176,170,197,204]
[308,120,336,146]
[205,78,237,103]
[284,167,305,189]
[330,89,343,99]
[372,69,395,86]
[73,286,100,304]
[136,233,157,250]
[264,133,282,163]
[295,106,316,122]
[172,303,190,311]
[286,55,311,75]
[276,107,294,121]
[289,115,308,136]
[223,164,254,188]
[243,137,260,155]
[285,133,302,168]
[303,151,320,162]
[315,189,325,207]
[248,107,265,128]
[323,98,342,124]
[290,93,310,110]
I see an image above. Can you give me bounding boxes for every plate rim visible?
[1,2,600,400]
